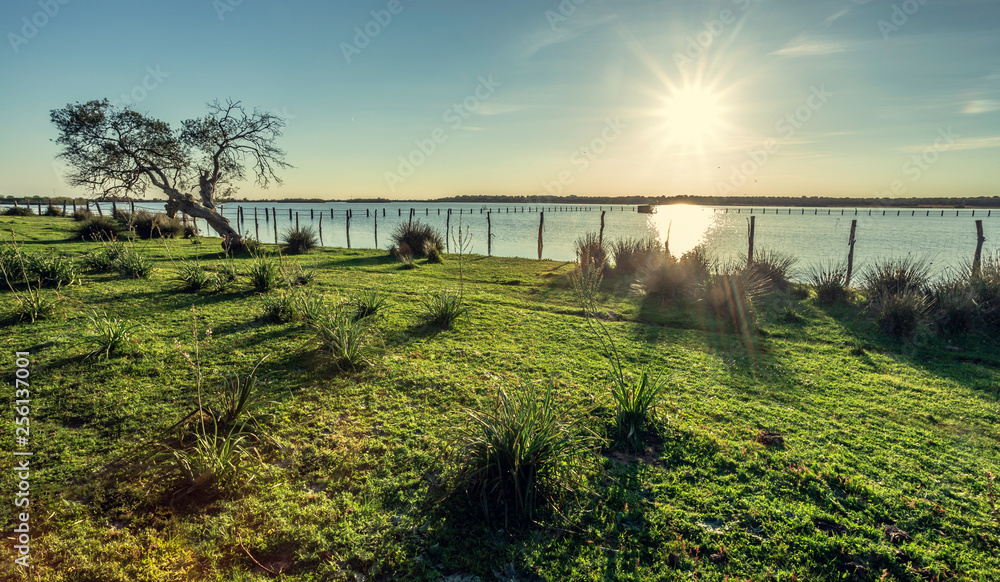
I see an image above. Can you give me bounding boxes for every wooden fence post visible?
[747,216,756,266]
[537,212,544,260]
[318,214,324,247]
[846,220,858,287]
[487,211,492,256]
[255,208,260,241]
[599,210,606,247]
[346,210,351,249]
[374,211,378,249]
[273,215,278,244]
[445,209,451,252]
[973,220,986,277]
[295,212,299,230]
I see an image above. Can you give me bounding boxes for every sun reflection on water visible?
[647,204,717,257]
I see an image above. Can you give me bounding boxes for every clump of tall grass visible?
[862,257,932,299]
[969,251,1000,328]
[422,290,468,329]
[80,310,142,359]
[700,264,770,334]
[929,279,978,335]
[3,206,34,216]
[426,245,443,264]
[574,232,608,272]
[303,300,375,370]
[248,251,279,292]
[73,208,92,221]
[744,249,797,293]
[457,382,593,522]
[292,291,326,325]
[120,210,185,239]
[283,259,314,287]
[44,204,65,217]
[9,284,57,323]
[176,261,213,292]
[23,253,80,288]
[870,288,930,337]
[353,287,388,321]
[75,215,122,241]
[281,226,318,255]
[116,245,153,279]
[391,220,444,258]
[82,241,126,273]
[644,245,713,303]
[808,262,851,304]
[611,238,661,277]
[212,261,240,292]
[262,290,297,323]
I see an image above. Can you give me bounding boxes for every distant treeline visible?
[6,194,999,208]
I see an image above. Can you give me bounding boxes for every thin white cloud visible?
[900,136,1000,152]
[962,100,1000,114]
[477,102,528,116]
[771,35,852,56]
[519,12,617,59]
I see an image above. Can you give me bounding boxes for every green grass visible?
[2,214,1000,581]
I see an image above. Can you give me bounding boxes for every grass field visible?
[2,215,999,581]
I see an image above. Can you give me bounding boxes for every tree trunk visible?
[163,192,241,251]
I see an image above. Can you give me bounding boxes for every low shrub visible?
[700,266,769,334]
[458,382,593,521]
[119,210,185,239]
[808,262,851,304]
[969,251,1000,328]
[644,246,712,304]
[281,226,318,255]
[390,221,443,258]
[9,284,57,323]
[426,245,443,264]
[862,257,932,300]
[212,261,240,292]
[2,206,34,216]
[422,289,468,329]
[73,208,92,221]
[75,216,122,242]
[870,288,930,337]
[44,204,65,217]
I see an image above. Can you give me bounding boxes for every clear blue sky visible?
[1,0,999,200]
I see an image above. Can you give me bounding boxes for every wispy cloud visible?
[771,35,852,56]
[478,102,528,116]
[518,12,617,59]
[900,136,1000,152]
[962,100,1000,114]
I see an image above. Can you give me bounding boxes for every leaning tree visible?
[50,98,291,250]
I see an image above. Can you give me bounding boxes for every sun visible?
[661,85,724,150]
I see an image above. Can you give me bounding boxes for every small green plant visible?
[390,220,443,258]
[116,244,153,279]
[82,241,126,273]
[24,252,79,288]
[283,259,314,286]
[353,287,388,321]
[159,419,262,491]
[248,251,279,292]
[44,204,65,217]
[72,208,92,221]
[808,262,851,304]
[3,206,34,216]
[176,261,213,292]
[80,310,142,359]
[9,283,57,323]
[394,247,417,269]
[281,226,318,255]
[425,244,443,264]
[262,290,297,323]
[304,302,375,370]
[212,261,240,292]
[870,288,930,337]
[292,291,326,325]
[422,289,468,329]
[458,381,593,522]
[208,363,273,431]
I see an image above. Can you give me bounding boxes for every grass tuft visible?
[391,220,444,258]
[422,289,468,329]
[281,226,318,255]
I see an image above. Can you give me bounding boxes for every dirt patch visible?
[754,431,785,449]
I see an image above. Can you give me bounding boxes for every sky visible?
[1,0,999,201]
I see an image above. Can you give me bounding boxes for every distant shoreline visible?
[3,195,999,209]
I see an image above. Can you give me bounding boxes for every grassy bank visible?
[2,215,999,581]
